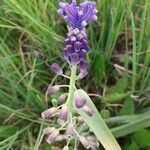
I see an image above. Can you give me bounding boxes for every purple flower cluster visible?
[58,0,98,75]
[58,0,97,29]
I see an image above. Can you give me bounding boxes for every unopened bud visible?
[43,127,55,135]
[47,85,59,94]
[57,118,65,125]
[41,107,57,119]
[78,70,88,79]
[66,123,74,137]
[54,134,64,142]
[79,136,91,149]
[87,136,99,147]
[50,63,63,75]
[47,129,59,144]
[81,20,87,27]
[59,105,68,121]
[74,94,86,108]
[57,94,66,105]
[82,106,95,117]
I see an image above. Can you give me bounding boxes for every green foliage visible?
[90,51,108,85]
[133,129,150,148]
[119,97,134,115]
[104,77,130,103]
[0,125,18,138]
[0,0,150,149]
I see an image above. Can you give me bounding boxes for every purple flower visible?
[58,0,98,29]
[50,63,63,75]
[58,0,97,78]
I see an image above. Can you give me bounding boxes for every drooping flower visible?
[50,63,63,75]
[58,0,98,77]
[74,94,86,108]
[47,85,60,94]
[82,105,95,117]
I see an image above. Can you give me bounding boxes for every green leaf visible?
[103,92,130,103]
[104,77,130,103]
[89,52,108,85]
[132,129,150,148]
[75,89,121,150]
[101,109,110,119]
[111,111,150,138]
[0,125,18,138]
[108,77,128,93]
[124,141,139,150]
[119,97,134,115]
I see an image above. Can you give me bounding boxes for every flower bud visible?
[57,94,66,105]
[87,136,99,148]
[57,118,65,125]
[59,105,68,121]
[54,134,64,142]
[79,136,91,149]
[57,9,64,15]
[74,94,86,108]
[50,63,63,75]
[41,107,57,119]
[43,127,56,135]
[47,129,59,144]
[47,85,59,94]
[78,71,88,79]
[81,20,87,27]
[66,123,74,137]
[82,106,95,117]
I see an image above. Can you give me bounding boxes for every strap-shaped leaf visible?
[74,89,121,150]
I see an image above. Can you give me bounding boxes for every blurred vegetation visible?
[0,0,150,149]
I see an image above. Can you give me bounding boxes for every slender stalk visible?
[66,66,77,118]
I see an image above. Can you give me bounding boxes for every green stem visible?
[66,66,77,119]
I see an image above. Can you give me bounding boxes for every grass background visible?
[0,0,150,149]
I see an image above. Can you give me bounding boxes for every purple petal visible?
[74,41,82,52]
[70,53,79,65]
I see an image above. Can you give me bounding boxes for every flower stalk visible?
[66,66,77,119]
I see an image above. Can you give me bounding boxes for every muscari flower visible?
[58,0,97,76]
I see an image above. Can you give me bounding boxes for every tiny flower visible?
[74,94,86,108]
[78,70,88,79]
[87,136,99,148]
[66,122,75,137]
[43,127,56,135]
[58,0,97,29]
[41,107,57,119]
[57,94,66,105]
[82,105,95,117]
[59,105,68,121]
[54,134,64,142]
[79,136,91,149]
[50,63,63,75]
[47,85,59,94]
[47,129,59,144]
